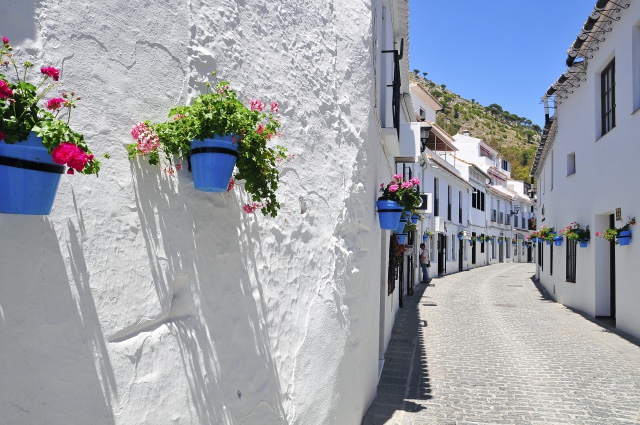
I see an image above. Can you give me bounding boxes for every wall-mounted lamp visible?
[510,205,520,216]
[420,125,431,153]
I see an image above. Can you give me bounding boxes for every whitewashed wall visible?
[535,1,640,339]
[0,1,387,424]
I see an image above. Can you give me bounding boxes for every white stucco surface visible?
[0,1,387,424]
[534,0,640,340]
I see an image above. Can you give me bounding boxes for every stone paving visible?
[362,262,640,425]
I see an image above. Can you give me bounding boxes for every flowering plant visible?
[596,217,635,243]
[0,37,100,174]
[559,222,590,241]
[379,174,421,212]
[538,225,555,241]
[128,71,286,217]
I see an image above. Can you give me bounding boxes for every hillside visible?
[409,72,541,182]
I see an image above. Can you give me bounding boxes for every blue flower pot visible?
[617,230,631,246]
[553,236,563,246]
[457,234,463,240]
[396,233,407,245]
[545,239,551,245]
[422,234,428,242]
[468,239,473,246]
[410,214,419,224]
[531,237,537,243]
[395,216,408,234]
[189,136,239,192]
[578,240,589,248]
[0,133,64,215]
[376,199,403,230]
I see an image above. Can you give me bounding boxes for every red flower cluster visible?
[0,80,12,99]
[40,66,60,81]
[46,97,66,110]
[51,142,94,173]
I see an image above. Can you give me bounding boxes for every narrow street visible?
[362,263,640,425]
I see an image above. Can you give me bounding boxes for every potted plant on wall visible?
[377,174,421,230]
[128,71,287,217]
[539,226,554,245]
[597,217,635,246]
[559,222,590,247]
[0,36,102,215]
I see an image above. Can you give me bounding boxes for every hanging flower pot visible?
[553,235,563,246]
[0,133,64,215]
[376,198,403,230]
[468,239,473,246]
[189,136,239,192]
[410,213,419,224]
[578,240,589,248]
[395,215,408,234]
[457,233,463,240]
[422,233,428,242]
[545,239,551,245]
[396,233,407,245]
[617,230,631,246]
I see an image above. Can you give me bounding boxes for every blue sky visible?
[409,1,596,126]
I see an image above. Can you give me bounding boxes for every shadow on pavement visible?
[361,281,433,424]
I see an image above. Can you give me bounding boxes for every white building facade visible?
[0,1,415,424]
[532,0,640,339]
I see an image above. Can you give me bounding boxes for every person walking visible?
[419,242,431,283]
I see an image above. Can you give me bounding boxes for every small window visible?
[567,152,576,176]
[601,58,616,136]
[419,107,426,120]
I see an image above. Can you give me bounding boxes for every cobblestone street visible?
[362,263,640,425]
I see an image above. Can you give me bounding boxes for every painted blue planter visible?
[468,239,473,246]
[531,237,537,243]
[457,234,463,240]
[396,233,407,245]
[553,236,563,246]
[545,239,551,245]
[617,230,631,246]
[410,214,419,224]
[189,136,239,192]
[376,199,403,230]
[395,216,408,234]
[422,234,428,243]
[578,240,589,248]
[0,133,64,215]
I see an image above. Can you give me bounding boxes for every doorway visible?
[458,237,463,271]
[608,213,616,321]
[471,233,476,265]
[438,233,446,276]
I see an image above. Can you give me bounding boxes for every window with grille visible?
[601,58,616,136]
[566,239,577,282]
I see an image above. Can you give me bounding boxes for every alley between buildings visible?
[362,263,640,425]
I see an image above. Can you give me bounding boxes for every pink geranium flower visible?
[40,66,60,81]
[389,184,399,192]
[2,37,9,45]
[0,80,12,99]
[270,101,279,113]
[46,97,65,110]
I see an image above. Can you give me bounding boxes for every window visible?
[601,58,616,136]
[419,107,426,120]
[435,180,441,213]
[451,235,456,260]
[567,152,576,176]
[480,237,485,253]
[480,192,485,211]
[458,191,462,223]
[499,212,504,224]
[447,185,452,221]
[491,209,497,222]
[472,189,477,209]
[566,239,577,282]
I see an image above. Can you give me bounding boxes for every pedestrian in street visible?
[419,243,431,283]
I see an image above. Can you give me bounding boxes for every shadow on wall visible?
[126,161,288,424]
[0,1,36,44]
[0,215,116,425]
